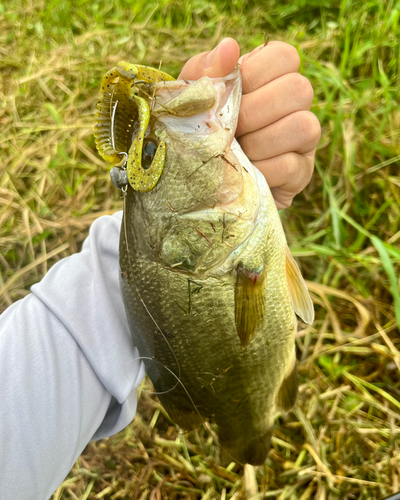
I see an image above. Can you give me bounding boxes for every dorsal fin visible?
[285,246,314,324]
[235,263,266,348]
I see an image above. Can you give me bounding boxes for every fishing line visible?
[104,76,209,431]
[131,352,249,466]
[121,158,205,417]
[131,356,204,420]
[110,100,129,168]
[122,188,182,396]
[133,289,182,396]
[130,354,241,467]
[133,353,239,466]
[122,197,240,465]
[111,100,119,151]
[151,60,162,113]
[118,78,245,466]
[119,81,181,388]
[116,151,128,169]
[118,91,199,403]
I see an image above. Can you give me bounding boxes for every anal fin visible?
[235,263,266,348]
[276,360,298,412]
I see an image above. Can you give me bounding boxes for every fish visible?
[95,62,314,465]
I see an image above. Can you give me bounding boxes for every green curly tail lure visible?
[94,62,175,192]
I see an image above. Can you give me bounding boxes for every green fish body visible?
[103,67,314,465]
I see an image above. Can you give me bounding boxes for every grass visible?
[1,0,400,498]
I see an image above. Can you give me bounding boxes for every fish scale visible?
[102,66,315,465]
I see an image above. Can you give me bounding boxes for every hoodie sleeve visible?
[0,211,145,500]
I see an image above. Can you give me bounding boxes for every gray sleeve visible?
[0,211,145,500]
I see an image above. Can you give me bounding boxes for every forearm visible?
[0,212,145,499]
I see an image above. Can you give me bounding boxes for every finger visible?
[236,72,313,137]
[239,41,300,94]
[179,38,240,80]
[253,150,316,208]
[238,111,321,161]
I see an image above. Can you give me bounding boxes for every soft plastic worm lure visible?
[126,94,167,192]
[94,61,174,191]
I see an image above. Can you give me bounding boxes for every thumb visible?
[178,38,240,80]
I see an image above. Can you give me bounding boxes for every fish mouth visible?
[152,68,242,141]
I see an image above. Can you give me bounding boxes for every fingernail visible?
[205,40,223,68]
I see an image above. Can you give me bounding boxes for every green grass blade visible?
[345,371,400,411]
[371,236,400,330]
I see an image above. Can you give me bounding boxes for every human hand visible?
[179,38,321,208]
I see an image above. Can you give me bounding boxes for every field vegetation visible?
[1,0,400,498]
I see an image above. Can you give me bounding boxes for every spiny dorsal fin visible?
[235,263,266,348]
[285,246,314,324]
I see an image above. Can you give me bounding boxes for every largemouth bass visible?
[95,62,314,465]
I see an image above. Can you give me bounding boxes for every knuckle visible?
[290,73,314,105]
[283,153,299,179]
[271,187,293,209]
[284,153,314,194]
[296,111,321,143]
[282,198,293,208]
[274,42,300,71]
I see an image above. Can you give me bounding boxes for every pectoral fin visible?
[285,246,314,324]
[235,263,266,348]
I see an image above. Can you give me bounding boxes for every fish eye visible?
[142,139,157,169]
